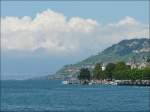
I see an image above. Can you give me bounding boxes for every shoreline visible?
[62,79,150,86]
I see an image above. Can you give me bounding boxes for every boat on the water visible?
[62,78,80,85]
[108,81,118,85]
[88,82,92,85]
[62,81,68,84]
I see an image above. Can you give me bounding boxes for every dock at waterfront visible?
[62,79,150,86]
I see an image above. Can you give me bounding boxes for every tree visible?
[129,68,143,80]
[105,63,116,80]
[93,63,105,80]
[114,61,131,80]
[78,68,91,81]
[142,67,150,80]
[115,61,129,71]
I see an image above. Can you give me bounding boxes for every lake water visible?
[1,80,150,112]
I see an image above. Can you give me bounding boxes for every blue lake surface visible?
[1,80,150,112]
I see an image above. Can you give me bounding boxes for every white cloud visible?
[1,9,149,55]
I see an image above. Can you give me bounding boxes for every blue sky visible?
[2,1,149,23]
[1,1,149,80]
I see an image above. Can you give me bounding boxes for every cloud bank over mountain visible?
[1,9,149,56]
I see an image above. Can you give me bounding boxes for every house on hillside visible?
[128,56,150,69]
[138,63,147,69]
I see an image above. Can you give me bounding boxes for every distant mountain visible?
[50,38,150,79]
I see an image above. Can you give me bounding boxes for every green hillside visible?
[53,38,150,78]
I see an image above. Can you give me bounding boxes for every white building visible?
[101,63,106,71]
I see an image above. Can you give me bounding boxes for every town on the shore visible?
[62,57,150,86]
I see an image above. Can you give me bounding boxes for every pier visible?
[117,80,150,86]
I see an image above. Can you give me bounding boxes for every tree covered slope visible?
[54,38,150,77]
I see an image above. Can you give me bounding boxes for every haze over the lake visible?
[1,1,149,80]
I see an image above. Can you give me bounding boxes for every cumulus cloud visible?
[1,9,149,55]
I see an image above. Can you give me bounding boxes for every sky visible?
[1,1,149,80]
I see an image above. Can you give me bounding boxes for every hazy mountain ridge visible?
[51,38,150,78]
